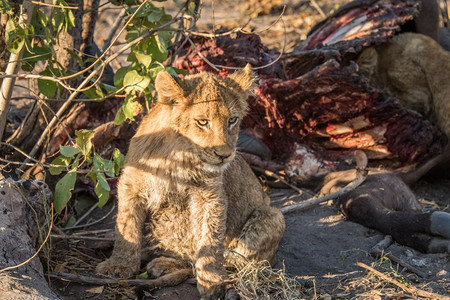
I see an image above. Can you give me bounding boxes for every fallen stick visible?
[48,269,194,288]
[356,262,449,299]
[371,235,393,251]
[51,234,114,242]
[369,236,428,278]
[280,150,368,214]
[279,173,366,214]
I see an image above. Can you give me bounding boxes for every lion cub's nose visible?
[214,150,231,160]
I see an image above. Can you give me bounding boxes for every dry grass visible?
[227,252,305,299]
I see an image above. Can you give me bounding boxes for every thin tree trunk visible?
[0,1,34,142]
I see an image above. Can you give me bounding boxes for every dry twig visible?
[280,170,367,214]
[356,262,449,299]
[48,269,193,288]
[369,236,428,278]
[62,203,116,231]
[51,234,114,242]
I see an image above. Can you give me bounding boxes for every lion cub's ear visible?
[155,71,185,105]
[227,63,256,94]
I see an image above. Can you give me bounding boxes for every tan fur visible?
[96,65,285,299]
[357,33,450,138]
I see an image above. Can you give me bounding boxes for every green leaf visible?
[96,172,111,192]
[51,6,65,34]
[114,67,128,89]
[188,1,197,16]
[155,33,167,53]
[113,148,125,175]
[124,97,140,119]
[75,129,95,156]
[54,160,79,213]
[66,48,84,66]
[114,94,141,125]
[94,172,111,208]
[22,44,52,63]
[60,145,81,158]
[123,70,150,93]
[0,0,12,12]
[149,65,164,80]
[125,0,140,5]
[125,29,140,43]
[95,181,110,208]
[5,18,25,54]
[63,0,76,29]
[38,10,50,30]
[93,154,115,178]
[64,215,76,228]
[167,66,186,76]
[38,68,58,98]
[147,36,168,62]
[100,82,116,94]
[144,90,156,111]
[114,107,127,125]
[134,50,152,68]
[147,8,164,22]
[82,87,98,99]
[136,271,148,279]
[49,155,72,175]
[38,78,57,98]
[82,84,104,100]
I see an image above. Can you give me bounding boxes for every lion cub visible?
[96,65,285,299]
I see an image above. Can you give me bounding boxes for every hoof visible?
[430,211,450,239]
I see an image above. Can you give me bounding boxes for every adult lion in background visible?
[357,33,450,139]
[96,65,285,299]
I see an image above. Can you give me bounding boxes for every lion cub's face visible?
[155,65,256,169]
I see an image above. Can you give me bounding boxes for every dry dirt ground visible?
[10,0,449,299]
[48,177,450,299]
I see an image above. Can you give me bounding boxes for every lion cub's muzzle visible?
[214,150,231,161]
[202,145,235,166]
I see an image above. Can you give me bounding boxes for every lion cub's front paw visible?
[96,258,138,278]
[146,256,188,278]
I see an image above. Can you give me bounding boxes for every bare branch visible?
[48,269,194,288]
[0,0,35,142]
[30,1,78,9]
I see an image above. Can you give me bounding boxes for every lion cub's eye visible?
[196,119,209,127]
[228,116,239,126]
